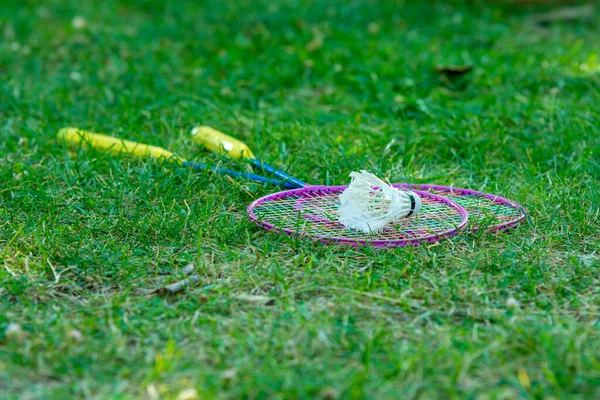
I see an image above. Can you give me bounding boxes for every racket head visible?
[395,184,526,232]
[247,186,468,248]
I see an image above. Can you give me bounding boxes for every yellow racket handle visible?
[57,127,184,164]
[190,126,255,160]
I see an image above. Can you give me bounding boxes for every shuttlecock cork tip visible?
[405,191,421,217]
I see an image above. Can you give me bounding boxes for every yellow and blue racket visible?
[57,127,299,188]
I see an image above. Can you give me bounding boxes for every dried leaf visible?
[181,263,196,276]
[233,294,275,306]
[158,263,194,276]
[435,65,472,77]
[152,275,201,295]
[531,4,595,25]
[145,263,199,295]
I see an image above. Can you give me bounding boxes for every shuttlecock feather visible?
[338,170,421,233]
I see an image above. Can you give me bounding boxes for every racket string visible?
[426,190,522,223]
[251,190,464,241]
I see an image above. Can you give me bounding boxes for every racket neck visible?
[249,158,306,188]
[183,161,300,189]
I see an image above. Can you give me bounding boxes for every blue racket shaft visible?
[248,158,306,188]
[183,161,299,189]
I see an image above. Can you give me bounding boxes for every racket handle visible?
[191,126,256,160]
[58,127,184,163]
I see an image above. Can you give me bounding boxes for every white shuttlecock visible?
[338,170,421,233]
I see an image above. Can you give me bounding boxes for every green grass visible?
[1,0,599,398]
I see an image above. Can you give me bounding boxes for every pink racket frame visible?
[247,187,469,248]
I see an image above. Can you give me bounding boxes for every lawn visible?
[1,0,599,398]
